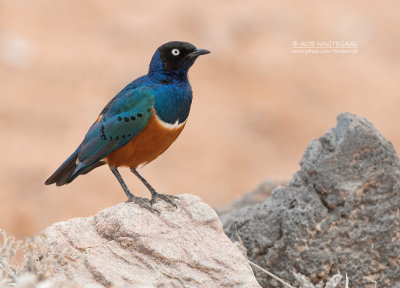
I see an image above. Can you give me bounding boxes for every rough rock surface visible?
[222,113,400,288]
[39,194,260,287]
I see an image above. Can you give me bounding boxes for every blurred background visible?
[0,0,399,238]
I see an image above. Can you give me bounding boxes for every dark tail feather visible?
[45,146,106,186]
[65,160,106,184]
[45,147,80,186]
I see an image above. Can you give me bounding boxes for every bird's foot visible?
[150,192,178,208]
[126,196,159,213]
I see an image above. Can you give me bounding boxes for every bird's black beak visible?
[188,48,211,58]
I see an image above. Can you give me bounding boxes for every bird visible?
[45,41,210,212]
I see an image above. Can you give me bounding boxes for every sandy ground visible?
[0,0,399,237]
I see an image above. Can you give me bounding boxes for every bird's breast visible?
[153,82,192,125]
[105,109,186,168]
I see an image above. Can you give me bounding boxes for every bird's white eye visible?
[171,48,180,56]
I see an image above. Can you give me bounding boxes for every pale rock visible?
[39,194,260,288]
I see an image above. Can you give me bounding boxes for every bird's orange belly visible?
[105,113,186,168]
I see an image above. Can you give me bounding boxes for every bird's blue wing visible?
[74,86,155,175]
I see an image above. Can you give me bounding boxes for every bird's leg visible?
[109,167,159,213]
[130,168,178,208]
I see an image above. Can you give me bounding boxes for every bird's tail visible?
[45,146,106,186]
[45,147,81,186]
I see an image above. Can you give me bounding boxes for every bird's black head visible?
[149,41,210,75]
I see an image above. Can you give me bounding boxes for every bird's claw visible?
[150,192,178,208]
[126,196,159,213]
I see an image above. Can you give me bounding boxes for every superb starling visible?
[45,41,210,212]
